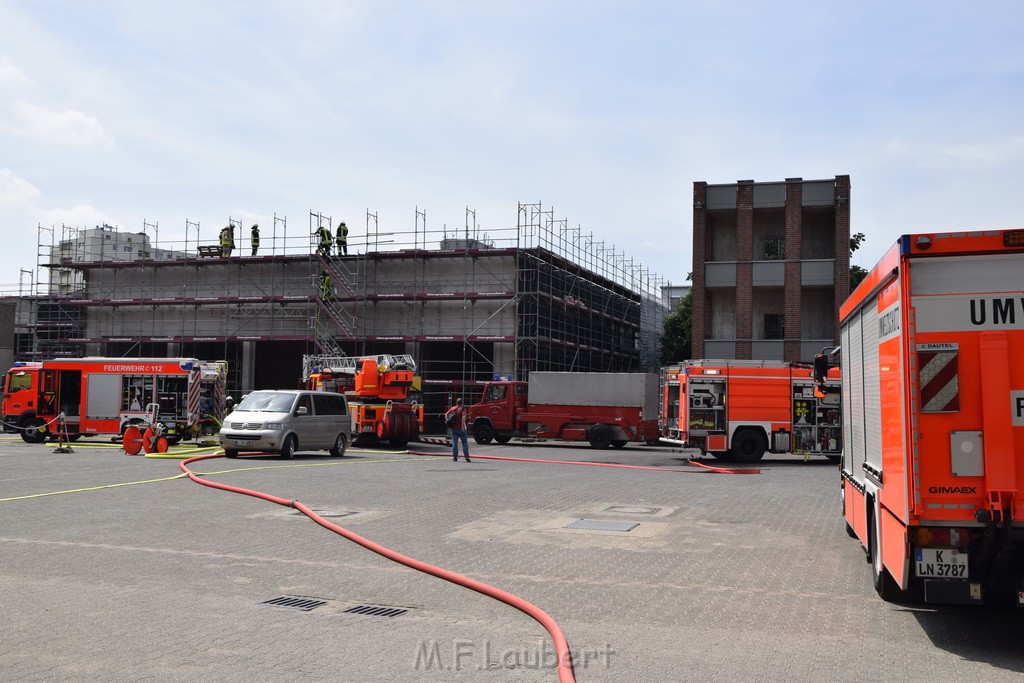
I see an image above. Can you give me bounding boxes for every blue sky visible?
[2,1,1022,293]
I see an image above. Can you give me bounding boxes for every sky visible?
[1,1,1023,295]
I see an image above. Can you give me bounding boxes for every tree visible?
[661,292,692,364]
[850,231,868,291]
[661,275,693,365]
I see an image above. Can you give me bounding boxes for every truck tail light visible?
[1004,230,1024,247]
[913,526,971,549]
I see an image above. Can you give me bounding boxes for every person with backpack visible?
[445,397,470,462]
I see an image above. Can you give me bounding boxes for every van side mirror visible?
[296,405,309,416]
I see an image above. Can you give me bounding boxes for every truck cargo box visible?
[527,372,660,414]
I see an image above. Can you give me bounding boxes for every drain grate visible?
[343,604,409,618]
[262,596,327,611]
[565,519,639,532]
[603,505,661,515]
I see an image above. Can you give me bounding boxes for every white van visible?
[219,390,351,458]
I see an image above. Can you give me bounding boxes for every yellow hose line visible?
[0,455,424,503]
[0,473,189,503]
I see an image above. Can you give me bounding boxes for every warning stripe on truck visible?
[918,349,960,413]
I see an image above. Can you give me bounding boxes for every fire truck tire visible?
[473,424,494,444]
[280,434,297,459]
[612,440,627,449]
[494,432,512,444]
[869,511,905,602]
[588,425,613,449]
[21,418,48,444]
[224,449,239,458]
[330,433,347,457]
[67,434,81,442]
[730,428,766,463]
[389,438,408,448]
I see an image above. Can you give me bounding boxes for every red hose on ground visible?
[179,453,576,683]
[407,449,761,475]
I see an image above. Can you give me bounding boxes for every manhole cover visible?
[603,505,661,515]
[564,519,639,532]
[290,509,358,519]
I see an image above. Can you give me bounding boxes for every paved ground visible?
[3,434,1024,682]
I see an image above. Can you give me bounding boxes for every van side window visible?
[295,395,313,415]
[313,394,348,415]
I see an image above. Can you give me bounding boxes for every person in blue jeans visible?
[446,398,471,462]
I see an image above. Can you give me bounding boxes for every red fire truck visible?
[660,359,842,462]
[466,372,661,448]
[817,229,1024,605]
[302,354,423,447]
[2,357,227,444]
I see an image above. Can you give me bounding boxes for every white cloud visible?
[41,204,116,229]
[0,168,41,205]
[0,56,31,85]
[936,136,1024,167]
[9,101,114,147]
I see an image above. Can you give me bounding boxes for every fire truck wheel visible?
[612,440,628,449]
[280,434,297,459]
[330,433,347,457]
[224,449,239,458]
[473,424,494,444]
[389,438,408,448]
[870,512,905,602]
[68,434,81,442]
[730,428,766,463]
[494,433,512,445]
[588,425,613,449]
[21,418,48,444]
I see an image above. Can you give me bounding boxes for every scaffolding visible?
[7,202,672,429]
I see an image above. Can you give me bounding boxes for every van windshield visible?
[235,392,295,412]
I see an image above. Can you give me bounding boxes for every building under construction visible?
[9,204,670,430]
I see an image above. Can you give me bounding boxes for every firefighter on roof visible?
[317,224,332,256]
[336,221,348,256]
[250,224,260,256]
[219,224,234,257]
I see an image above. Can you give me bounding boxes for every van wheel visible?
[588,425,613,449]
[21,418,47,444]
[730,428,766,463]
[330,433,347,457]
[281,435,297,459]
[224,449,239,459]
[473,424,494,444]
